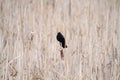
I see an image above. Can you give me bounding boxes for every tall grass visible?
[0,0,120,80]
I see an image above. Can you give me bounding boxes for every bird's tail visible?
[65,45,67,48]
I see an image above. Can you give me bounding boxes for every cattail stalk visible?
[60,49,64,60]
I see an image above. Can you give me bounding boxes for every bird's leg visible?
[59,42,62,47]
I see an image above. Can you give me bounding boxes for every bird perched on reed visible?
[56,32,67,48]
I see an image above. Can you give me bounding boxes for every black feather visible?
[56,32,67,48]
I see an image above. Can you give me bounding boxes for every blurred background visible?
[0,0,120,80]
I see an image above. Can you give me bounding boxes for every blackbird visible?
[56,32,67,48]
